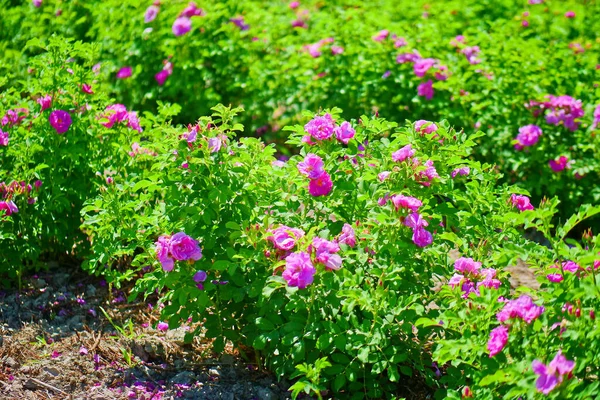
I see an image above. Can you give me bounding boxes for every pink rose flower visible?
[414,120,438,134]
[417,80,434,100]
[304,114,336,140]
[391,194,422,212]
[37,95,52,111]
[392,144,415,162]
[487,326,508,357]
[308,172,333,196]
[173,17,192,36]
[333,121,355,144]
[144,5,160,23]
[48,110,72,134]
[337,223,356,247]
[169,232,202,261]
[510,194,534,211]
[297,153,325,179]
[116,66,132,79]
[282,252,316,289]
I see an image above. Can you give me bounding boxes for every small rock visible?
[24,379,43,390]
[86,284,97,297]
[169,371,196,385]
[256,387,275,400]
[4,357,17,368]
[32,278,47,289]
[165,327,187,346]
[220,354,234,365]
[208,368,220,377]
[43,366,60,377]
[130,341,149,362]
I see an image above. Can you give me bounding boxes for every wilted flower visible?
[461,46,481,64]
[331,45,344,55]
[0,129,8,146]
[372,29,389,42]
[312,237,342,270]
[82,84,93,94]
[0,200,18,216]
[230,16,250,31]
[48,110,72,134]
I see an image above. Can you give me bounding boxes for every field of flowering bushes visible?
[2,0,600,399]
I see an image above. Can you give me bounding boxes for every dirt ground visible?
[0,266,291,400]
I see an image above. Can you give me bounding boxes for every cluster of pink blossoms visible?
[304,38,343,57]
[532,351,575,394]
[514,124,542,150]
[128,142,157,157]
[297,153,332,197]
[448,257,501,298]
[396,51,448,100]
[303,114,355,145]
[2,108,28,127]
[100,104,142,132]
[391,142,439,187]
[371,30,407,48]
[276,224,355,289]
[547,260,581,283]
[402,213,433,247]
[155,232,203,272]
[526,95,584,131]
[0,180,42,211]
[450,36,481,65]
[487,295,544,357]
[172,2,205,37]
[510,194,534,211]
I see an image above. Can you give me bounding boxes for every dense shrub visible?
[2,2,600,399]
